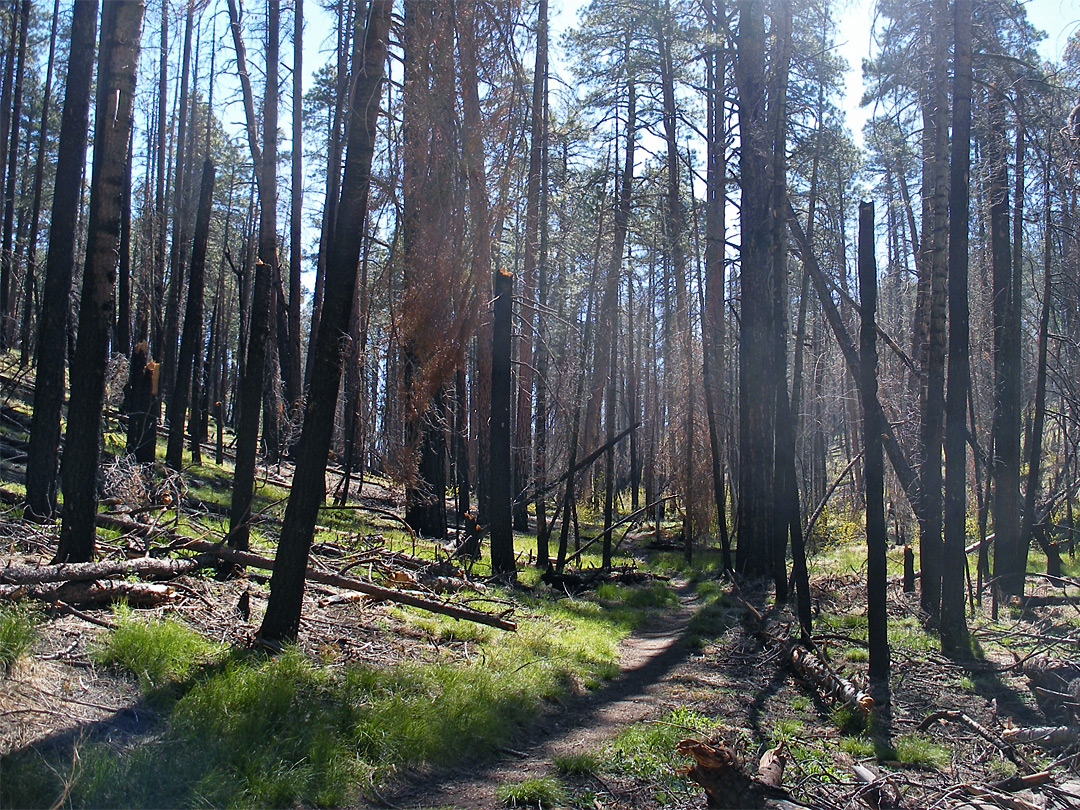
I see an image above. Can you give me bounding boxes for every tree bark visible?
[990,90,1024,602]
[18,0,59,367]
[489,268,516,579]
[166,160,215,470]
[160,5,195,396]
[0,0,28,348]
[24,0,98,520]
[55,0,145,563]
[941,0,972,654]
[859,201,890,710]
[257,0,390,642]
[227,0,278,554]
[918,0,951,625]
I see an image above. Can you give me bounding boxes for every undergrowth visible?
[2,581,644,809]
[0,602,39,672]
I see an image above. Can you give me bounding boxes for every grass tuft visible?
[553,750,600,775]
[0,603,39,672]
[894,733,951,769]
[495,776,567,808]
[93,605,222,691]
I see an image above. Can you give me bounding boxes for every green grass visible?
[93,605,223,692]
[596,581,678,609]
[495,776,567,808]
[772,718,805,743]
[0,603,39,672]
[553,750,600,775]
[839,736,876,757]
[605,706,715,800]
[893,733,951,769]
[3,578,645,809]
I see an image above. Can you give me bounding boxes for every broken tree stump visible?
[676,739,812,809]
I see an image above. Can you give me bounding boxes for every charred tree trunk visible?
[860,201,891,711]
[514,0,548,533]
[941,0,972,654]
[490,268,515,579]
[24,0,98,520]
[166,160,215,471]
[990,90,1023,602]
[160,5,194,396]
[257,0,390,643]
[55,0,144,563]
[0,0,29,348]
[918,0,951,625]
[227,0,277,554]
[19,0,59,366]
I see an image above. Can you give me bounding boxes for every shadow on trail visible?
[381,581,706,808]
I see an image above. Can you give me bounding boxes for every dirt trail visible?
[380,581,702,809]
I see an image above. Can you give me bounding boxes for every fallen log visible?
[171,538,517,631]
[0,554,213,586]
[789,644,874,714]
[737,594,873,715]
[676,739,811,809]
[1001,725,1080,749]
[0,579,176,608]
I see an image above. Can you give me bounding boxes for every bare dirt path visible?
[377,580,703,810]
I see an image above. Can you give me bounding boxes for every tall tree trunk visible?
[860,201,890,710]
[989,89,1023,602]
[55,0,144,563]
[0,0,28,348]
[941,0,972,654]
[152,0,168,356]
[490,268,515,579]
[513,0,548,533]
[160,5,195,396]
[734,0,779,578]
[284,0,303,416]
[115,131,132,356]
[1016,144,1056,599]
[166,160,215,470]
[305,0,351,389]
[24,0,98,520]
[702,0,729,571]
[918,0,951,625]
[19,0,59,367]
[657,0,695,562]
[227,0,278,554]
[534,104,550,568]
[258,0,390,643]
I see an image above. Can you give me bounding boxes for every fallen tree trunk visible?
[738,594,873,715]
[788,644,874,714]
[0,554,212,585]
[0,579,176,607]
[171,538,517,631]
[1001,725,1080,749]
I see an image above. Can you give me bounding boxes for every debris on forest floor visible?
[540,563,670,593]
[677,738,812,808]
[0,524,514,630]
